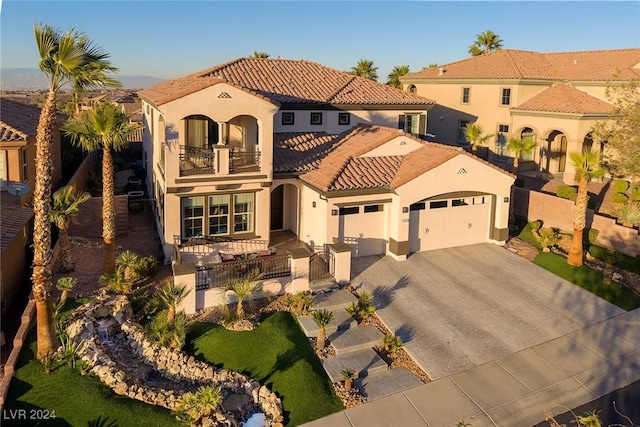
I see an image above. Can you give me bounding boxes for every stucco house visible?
[400,48,640,182]
[0,99,63,315]
[138,58,514,265]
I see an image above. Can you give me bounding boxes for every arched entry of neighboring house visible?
[582,132,595,153]
[542,130,568,174]
[270,184,299,234]
[518,127,537,169]
[408,192,493,253]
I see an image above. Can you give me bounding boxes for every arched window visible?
[407,85,417,94]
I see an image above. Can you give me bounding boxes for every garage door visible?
[339,204,387,257]
[409,195,491,253]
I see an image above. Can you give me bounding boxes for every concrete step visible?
[310,277,338,292]
[298,308,356,338]
[330,325,384,355]
[322,348,388,383]
[354,367,424,401]
[313,289,357,311]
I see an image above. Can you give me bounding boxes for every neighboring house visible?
[401,48,640,182]
[0,99,64,313]
[138,57,513,262]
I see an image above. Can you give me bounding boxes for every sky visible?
[1,1,639,82]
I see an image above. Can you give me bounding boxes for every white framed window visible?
[458,120,470,144]
[0,150,6,187]
[21,148,29,183]
[496,124,509,158]
[209,195,230,235]
[338,112,350,125]
[461,87,470,104]
[233,193,254,233]
[500,88,511,106]
[182,196,205,238]
[405,114,419,135]
[310,112,322,125]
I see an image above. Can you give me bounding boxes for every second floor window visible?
[458,120,470,144]
[461,87,470,104]
[21,148,29,182]
[282,112,295,125]
[310,112,322,125]
[186,115,218,147]
[338,112,350,125]
[501,88,511,106]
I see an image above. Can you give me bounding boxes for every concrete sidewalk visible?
[302,308,640,427]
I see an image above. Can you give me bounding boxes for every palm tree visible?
[341,367,357,392]
[387,65,410,89]
[251,51,270,59]
[351,59,378,81]
[156,281,190,323]
[507,137,538,170]
[32,23,116,358]
[50,185,91,272]
[224,270,263,319]
[312,309,334,350]
[116,250,139,282]
[468,30,503,56]
[63,102,143,274]
[567,152,605,266]
[464,123,494,153]
[56,277,77,306]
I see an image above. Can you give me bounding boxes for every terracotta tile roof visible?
[140,58,435,107]
[1,99,66,143]
[403,48,640,81]
[274,132,342,173]
[513,84,616,115]
[1,203,34,252]
[298,124,513,192]
[127,128,144,143]
[121,102,141,116]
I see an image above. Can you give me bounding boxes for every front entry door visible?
[270,185,284,230]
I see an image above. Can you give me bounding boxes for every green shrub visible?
[528,220,541,231]
[630,183,640,201]
[345,292,375,323]
[382,333,404,354]
[133,255,158,280]
[556,185,577,201]
[615,202,640,227]
[612,192,629,204]
[536,228,559,252]
[587,229,599,244]
[613,179,629,193]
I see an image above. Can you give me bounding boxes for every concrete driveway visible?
[351,243,624,380]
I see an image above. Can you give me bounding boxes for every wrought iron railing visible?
[179,145,215,175]
[196,254,291,290]
[230,149,261,173]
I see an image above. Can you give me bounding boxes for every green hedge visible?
[613,179,629,193]
[556,185,577,201]
[612,192,629,204]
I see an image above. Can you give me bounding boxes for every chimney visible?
[438,67,444,76]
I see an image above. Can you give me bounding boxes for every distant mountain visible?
[0,68,163,90]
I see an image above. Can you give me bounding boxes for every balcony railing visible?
[195,254,291,290]
[179,146,215,176]
[230,148,261,173]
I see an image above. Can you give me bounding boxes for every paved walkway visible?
[350,244,624,380]
[302,308,640,426]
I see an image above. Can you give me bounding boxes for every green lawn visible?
[534,251,640,311]
[4,330,174,427]
[185,311,343,426]
[588,245,640,275]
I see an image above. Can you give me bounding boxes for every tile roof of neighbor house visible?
[298,124,512,192]
[0,99,66,142]
[139,58,436,107]
[273,132,342,173]
[513,84,616,115]
[0,203,34,252]
[402,48,640,81]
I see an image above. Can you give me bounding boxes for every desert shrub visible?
[345,292,375,323]
[146,310,190,349]
[132,255,158,280]
[382,333,404,354]
[615,202,640,227]
[613,179,629,193]
[631,183,640,201]
[173,386,222,426]
[556,185,577,201]
[99,272,132,295]
[536,228,559,252]
[528,220,542,231]
[612,192,629,204]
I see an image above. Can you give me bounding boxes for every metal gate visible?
[128,198,157,232]
[309,249,334,282]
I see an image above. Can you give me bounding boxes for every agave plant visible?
[615,202,640,227]
[312,309,334,350]
[56,276,77,306]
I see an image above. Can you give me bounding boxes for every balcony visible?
[178,145,261,176]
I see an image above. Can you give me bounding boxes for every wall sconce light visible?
[312,201,316,208]
[331,209,338,216]
[504,197,509,203]
[402,207,409,213]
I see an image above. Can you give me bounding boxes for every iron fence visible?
[196,254,291,290]
[179,145,215,175]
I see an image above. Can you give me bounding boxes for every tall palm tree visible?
[312,309,334,350]
[464,123,494,153]
[251,51,270,59]
[50,185,91,272]
[468,30,503,56]
[507,136,538,170]
[156,281,190,323]
[32,23,116,358]
[567,151,605,266]
[351,59,378,81]
[387,65,410,89]
[63,102,143,274]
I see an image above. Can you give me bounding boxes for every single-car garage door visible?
[409,195,491,253]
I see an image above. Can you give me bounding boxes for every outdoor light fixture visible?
[504,197,509,203]
[312,201,316,208]
[402,207,409,213]
[331,209,338,216]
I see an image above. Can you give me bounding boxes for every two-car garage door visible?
[408,195,492,253]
